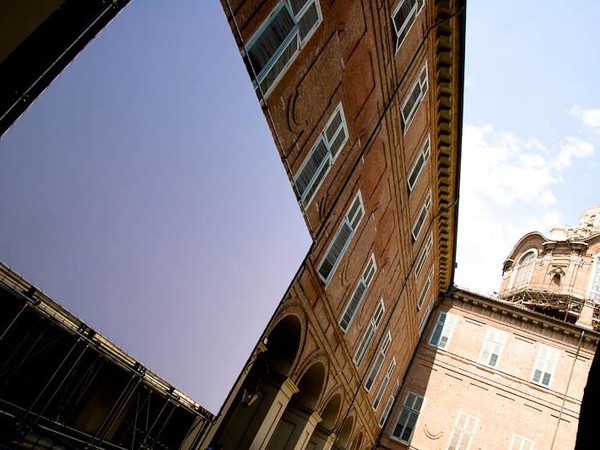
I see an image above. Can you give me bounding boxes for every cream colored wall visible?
[382,297,597,450]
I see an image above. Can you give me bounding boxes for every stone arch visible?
[209,313,303,449]
[265,313,302,377]
[295,361,327,410]
[265,360,327,450]
[350,431,363,450]
[319,392,342,431]
[334,415,354,449]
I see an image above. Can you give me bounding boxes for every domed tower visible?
[498,205,600,329]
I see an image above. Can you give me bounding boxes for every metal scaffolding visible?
[0,262,214,449]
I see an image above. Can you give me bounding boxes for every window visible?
[510,434,535,450]
[414,233,433,278]
[588,255,600,303]
[407,136,431,192]
[365,331,392,391]
[295,104,349,206]
[245,0,322,96]
[412,191,431,242]
[379,380,399,427]
[478,328,508,368]
[511,250,536,290]
[391,392,424,443]
[532,345,559,387]
[429,312,457,349]
[447,413,478,450]
[318,192,364,283]
[418,300,433,336]
[340,254,377,332]
[416,268,433,310]
[354,298,385,366]
[401,64,428,131]
[373,358,396,410]
[392,0,424,50]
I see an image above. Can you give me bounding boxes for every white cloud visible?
[569,106,600,131]
[455,115,595,295]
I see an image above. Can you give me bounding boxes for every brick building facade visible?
[203,0,465,448]
[380,288,598,450]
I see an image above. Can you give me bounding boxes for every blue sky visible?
[455,0,600,295]
[0,2,599,412]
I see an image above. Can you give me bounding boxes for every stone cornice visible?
[430,0,466,294]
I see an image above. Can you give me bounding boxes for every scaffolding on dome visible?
[499,283,600,332]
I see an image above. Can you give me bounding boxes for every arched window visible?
[588,255,600,303]
[511,250,536,290]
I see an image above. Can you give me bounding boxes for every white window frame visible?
[339,253,377,332]
[429,311,457,350]
[412,191,432,242]
[392,0,425,51]
[416,268,433,310]
[478,327,508,368]
[354,298,385,366]
[373,357,396,410]
[418,299,434,336]
[531,345,559,388]
[391,392,425,443]
[245,0,322,97]
[295,103,349,206]
[407,135,431,192]
[510,434,536,450]
[365,331,392,391]
[401,64,428,132]
[414,232,433,279]
[587,255,600,303]
[446,412,478,450]
[318,191,364,283]
[510,250,536,290]
[379,380,399,427]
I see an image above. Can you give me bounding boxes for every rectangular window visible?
[478,328,508,368]
[373,358,396,410]
[414,233,433,278]
[447,413,478,450]
[416,268,433,310]
[407,136,431,192]
[245,0,322,96]
[532,345,559,387]
[391,392,424,443]
[295,104,349,206]
[429,312,457,349]
[379,380,399,427]
[412,191,432,242]
[354,299,385,366]
[510,434,536,450]
[401,64,428,131]
[392,0,424,50]
[318,192,364,283]
[418,299,433,336]
[340,254,377,332]
[365,331,392,391]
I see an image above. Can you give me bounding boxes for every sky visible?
[0,1,599,413]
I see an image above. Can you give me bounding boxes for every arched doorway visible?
[211,315,302,449]
[333,415,354,449]
[266,361,327,450]
[308,392,342,449]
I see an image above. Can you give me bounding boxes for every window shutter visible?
[289,0,310,15]
[298,2,320,42]
[340,281,367,331]
[296,139,329,196]
[248,7,295,75]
